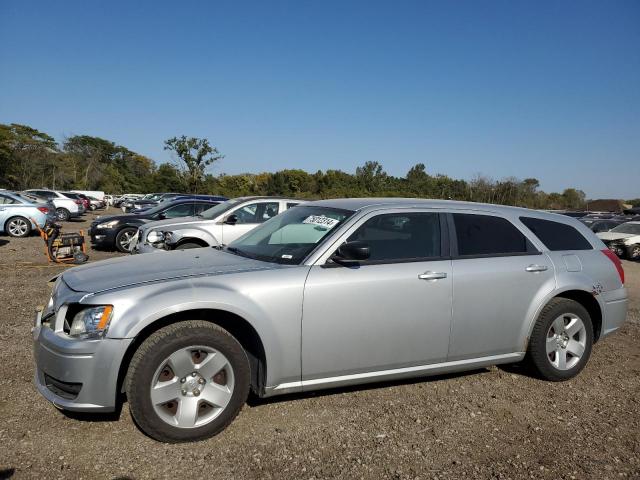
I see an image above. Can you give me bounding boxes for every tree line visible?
[1,123,636,209]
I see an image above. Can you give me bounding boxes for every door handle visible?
[525,264,548,273]
[418,271,447,281]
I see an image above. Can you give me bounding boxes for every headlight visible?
[147,231,163,243]
[69,305,113,337]
[96,220,119,229]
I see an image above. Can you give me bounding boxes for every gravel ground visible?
[1,208,638,480]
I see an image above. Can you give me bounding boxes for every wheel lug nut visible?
[198,378,205,385]
[192,372,197,377]
[181,389,187,395]
[193,389,200,396]
[180,378,186,383]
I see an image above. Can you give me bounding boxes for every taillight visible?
[74,199,82,205]
[37,207,49,214]
[602,249,624,285]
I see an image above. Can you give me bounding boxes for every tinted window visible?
[163,203,194,218]
[347,212,441,262]
[194,202,217,215]
[453,214,531,256]
[234,202,280,224]
[520,217,592,251]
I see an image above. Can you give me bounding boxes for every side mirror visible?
[331,241,370,265]
[157,212,166,220]
[224,214,238,225]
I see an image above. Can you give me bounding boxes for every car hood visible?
[596,232,636,241]
[139,216,210,232]
[62,248,277,293]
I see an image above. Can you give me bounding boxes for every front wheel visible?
[125,321,250,443]
[176,242,205,250]
[526,298,593,381]
[6,216,32,237]
[115,227,137,252]
[628,244,640,260]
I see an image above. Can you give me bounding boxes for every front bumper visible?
[33,315,132,412]
[88,227,117,249]
[131,240,166,255]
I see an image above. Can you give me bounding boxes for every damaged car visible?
[597,221,640,260]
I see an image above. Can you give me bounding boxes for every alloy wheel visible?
[546,314,587,371]
[150,346,235,428]
[8,218,29,236]
[118,231,136,251]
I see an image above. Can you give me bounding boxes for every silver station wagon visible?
[32,198,628,442]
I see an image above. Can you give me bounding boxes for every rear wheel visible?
[126,321,250,443]
[5,216,31,237]
[115,227,137,252]
[526,298,593,381]
[56,208,70,221]
[629,244,640,260]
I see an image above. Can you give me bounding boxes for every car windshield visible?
[226,206,354,265]
[199,198,245,219]
[610,223,640,235]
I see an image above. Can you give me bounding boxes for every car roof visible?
[306,197,531,213]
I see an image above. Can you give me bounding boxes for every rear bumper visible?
[600,287,629,339]
[33,321,132,412]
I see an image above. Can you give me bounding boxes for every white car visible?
[22,189,84,221]
[597,221,640,260]
[132,197,304,253]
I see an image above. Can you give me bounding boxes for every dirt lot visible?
[1,209,638,480]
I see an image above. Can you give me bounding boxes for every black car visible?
[89,199,221,252]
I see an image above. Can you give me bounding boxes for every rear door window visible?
[452,213,534,257]
[163,203,194,218]
[520,217,592,251]
[0,194,18,205]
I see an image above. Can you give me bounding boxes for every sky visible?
[0,0,638,199]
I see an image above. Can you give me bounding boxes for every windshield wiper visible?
[225,246,255,259]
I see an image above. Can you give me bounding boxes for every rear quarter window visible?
[520,217,592,251]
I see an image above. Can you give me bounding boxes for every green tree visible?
[164,136,224,193]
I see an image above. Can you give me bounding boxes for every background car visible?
[589,219,628,233]
[61,192,91,211]
[0,191,53,237]
[89,198,222,252]
[22,189,84,221]
[133,196,303,253]
[597,221,640,260]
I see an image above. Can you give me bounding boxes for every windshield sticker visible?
[281,254,293,259]
[302,215,339,229]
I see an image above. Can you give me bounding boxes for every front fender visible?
[168,228,219,247]
[93,267,309,388]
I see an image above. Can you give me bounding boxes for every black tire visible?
[177,242,205,250]
[115,227,138,253]
[56,208,70,221]
[526,298,593,382]
[629,244,640,260]
[5,216,32,237]
[125,320,250,443]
